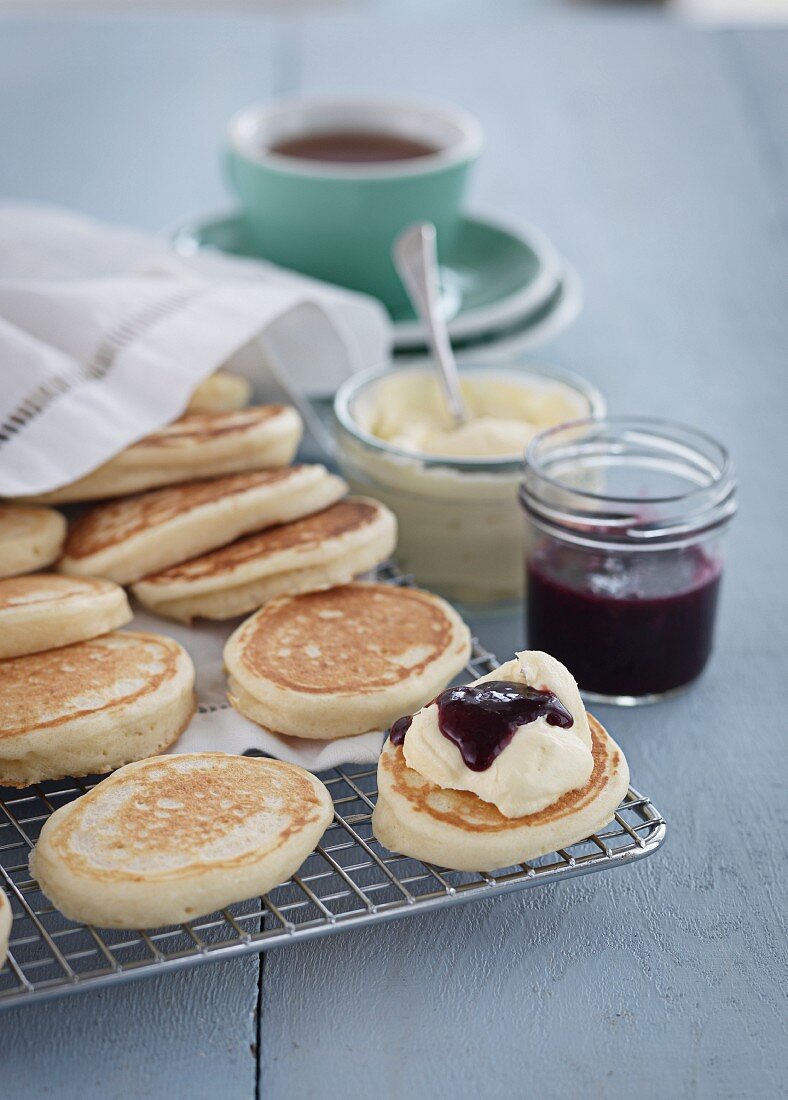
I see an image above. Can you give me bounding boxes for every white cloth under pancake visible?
[130,603,385,772]
[0,203,390,498]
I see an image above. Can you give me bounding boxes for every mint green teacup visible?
[225,98,483,313]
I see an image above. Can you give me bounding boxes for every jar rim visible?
[334,361,606,471]
[521,416,737,547]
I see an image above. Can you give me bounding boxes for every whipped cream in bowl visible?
[366,369,578,459]
[334,362,604,604]
[393,650,594,817]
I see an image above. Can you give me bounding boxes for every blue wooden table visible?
[1,8,786,1098]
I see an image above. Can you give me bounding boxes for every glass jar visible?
[520,418,737,704]
[334,361,604,604]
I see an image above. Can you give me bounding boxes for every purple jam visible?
[389,715,412,745]
[526,546,722,698]
[388,681,573,770]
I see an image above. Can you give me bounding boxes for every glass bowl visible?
[334,360,605,604]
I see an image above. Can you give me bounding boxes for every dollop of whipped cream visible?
[402,651,594,818]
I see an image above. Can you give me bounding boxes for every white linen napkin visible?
[0,203,390,499]
[0,203,392,770]
[130,602,386,773]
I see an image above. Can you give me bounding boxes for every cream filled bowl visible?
[334,362,605,604]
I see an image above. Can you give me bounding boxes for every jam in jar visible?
[520,418,737,704]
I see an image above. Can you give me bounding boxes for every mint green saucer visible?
[171,210,563,350]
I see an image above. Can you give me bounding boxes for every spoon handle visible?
[393,222,468,426]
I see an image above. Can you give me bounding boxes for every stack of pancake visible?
[13,370,398,624]
[0,371,421,931]
[0,370,628,935]
[1,372,403,788]
[0,573,195,786]
[0,377,305,786]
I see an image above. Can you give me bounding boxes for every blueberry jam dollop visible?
[389,714,412,746]
[389,681,573,771]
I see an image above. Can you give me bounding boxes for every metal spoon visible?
[392,222,469,426]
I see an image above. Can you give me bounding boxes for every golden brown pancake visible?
[372,715,630,871]
[186,370,252,413]
[1,632,181,736]
[239,584,459,693]
[30,753,334,928]
[64,470,294,559]
[0,631,195,786]
[22,405,302,503]
[0,574,82,614]
[0,574,132,658]
[58,465,347,584]
[141,406,279,446]
[149,499,383,581]
[0,504,66,577]
[224,582,472,739]
[132,497,397,622]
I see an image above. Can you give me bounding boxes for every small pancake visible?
[23,405,302,503]
[372,715,630,871]
[133,498,397,622]
[0,504,66,578]
[0,890,10,970]
[0,574,132,658]
[58,465,347,585]
[186,370,252,413]
[225,582,472,740]
[30,753,333,929]
[0,631,195,787]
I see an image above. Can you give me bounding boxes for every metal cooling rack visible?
[0,566,666,1009]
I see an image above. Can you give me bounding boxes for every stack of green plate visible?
[171,210,582,358]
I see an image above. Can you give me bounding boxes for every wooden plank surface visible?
[0,16,275,1099]
[0,962,259,1099]
[258,13,788,1099]
[728,27,788,226]
[0,15,288,230]
[0,11,786,1100]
